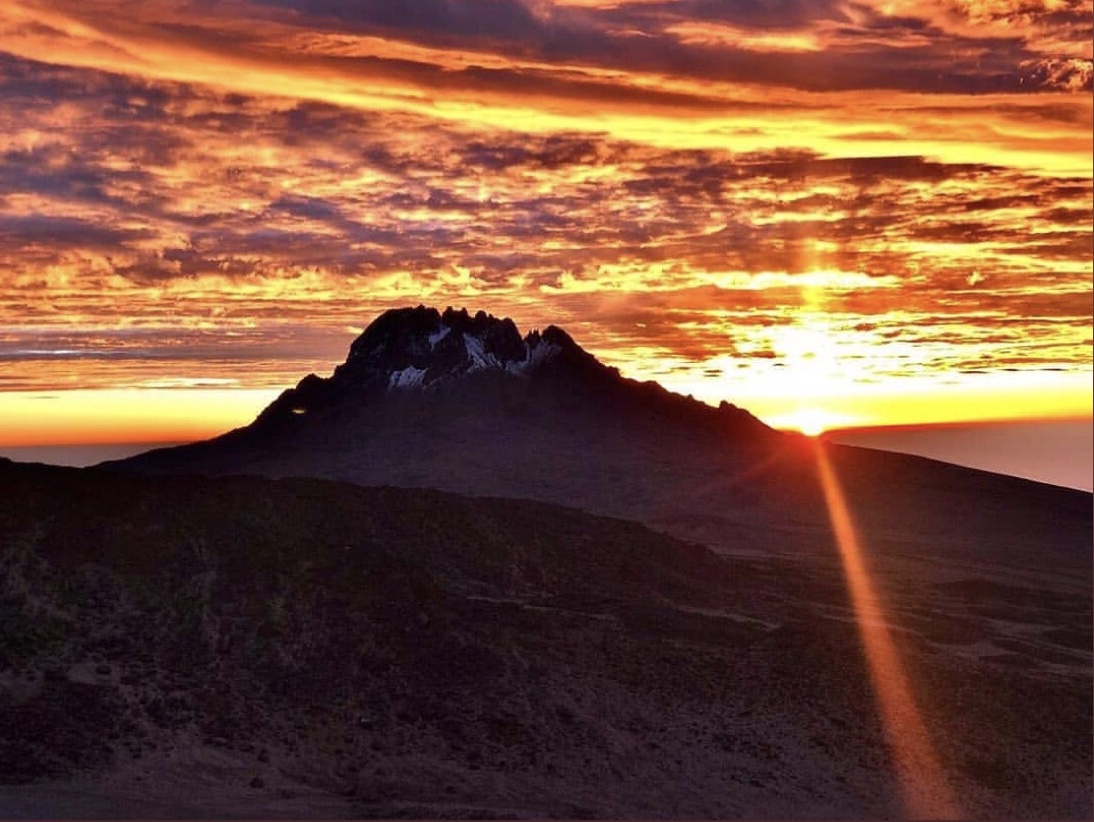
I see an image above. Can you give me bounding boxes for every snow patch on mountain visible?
[388,365,427,389]
[461,333,498,370]
[520,338,562,371]
[380,324,564,390]
[428,326,450,348]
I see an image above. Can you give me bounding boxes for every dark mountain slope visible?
[0,459,1089,818]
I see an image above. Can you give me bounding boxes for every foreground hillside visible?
[0,459,1089,818]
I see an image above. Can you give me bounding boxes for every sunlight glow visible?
[0,389,282,446]
[770,407,843,436]
[812,438,961,818]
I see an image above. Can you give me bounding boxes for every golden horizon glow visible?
[770,408,843,437]
[0,389,282,447]
[0,374,1088,449]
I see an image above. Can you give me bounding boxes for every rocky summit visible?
[254,306,614,426]
[334,305,575,387]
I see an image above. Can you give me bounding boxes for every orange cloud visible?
[0,0,1088,439]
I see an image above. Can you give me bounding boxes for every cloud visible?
[0,1,1087,402]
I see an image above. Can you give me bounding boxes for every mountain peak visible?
[330,304,580,391]
[252,306,610,426]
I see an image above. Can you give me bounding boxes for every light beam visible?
[812,438,962,818]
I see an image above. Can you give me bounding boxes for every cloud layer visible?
[0,0,1090,423]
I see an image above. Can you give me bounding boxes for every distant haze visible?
[0,443,187,469]
[4,418,1091,493]
[826,419,1093,492]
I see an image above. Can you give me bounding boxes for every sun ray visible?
[811,438,962,818]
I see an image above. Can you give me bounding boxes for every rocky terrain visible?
[0,458,1090,818]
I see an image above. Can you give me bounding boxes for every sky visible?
[0,0,1091,446]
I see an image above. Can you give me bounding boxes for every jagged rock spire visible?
[254,305,609,425]
[324,305,597,391]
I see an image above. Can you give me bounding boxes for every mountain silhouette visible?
[109,305,1090,577]
[238,304,774,444]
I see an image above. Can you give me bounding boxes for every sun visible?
[789,408,828,437]
[773,407,836,437]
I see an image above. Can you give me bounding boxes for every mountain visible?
[110,306,1090,577]
[0,459,1089,818]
